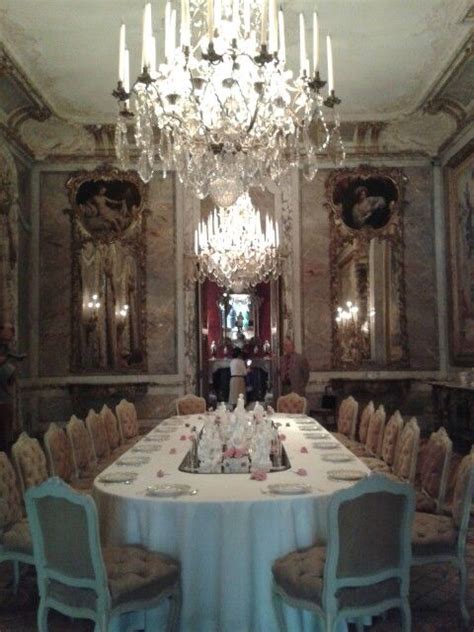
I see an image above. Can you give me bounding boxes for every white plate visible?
[312,441,340,450]
[304,432,327,439]
[321,454,355,463]
[327,469,367,481]
[145,436,167,442]
[146,484,192,497]
[266,483,312,495]
[153,428,173,434]
[131,445,159,453]
[116,456,150,466]
[99,471,137,483]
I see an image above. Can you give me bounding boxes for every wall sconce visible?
[116,303,130,333]
[84,293,101,335]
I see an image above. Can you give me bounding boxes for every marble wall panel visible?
[38,172,71,376]
[403,166,439,369]
[146,174,177,374]
[15,160,31,377]
[301,171,332,371]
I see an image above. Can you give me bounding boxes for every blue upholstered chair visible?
[272,473,415,631]
[25,477,181,631]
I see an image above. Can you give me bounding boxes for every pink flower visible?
[188,435,194,441]
[296,468,307,476]
[169,448,177,454]
[300,447,308,454]
[223,448,235,459]
[279,434,286,441]
[234,448,247,458]
[156,470,166,478]
[180,435,187,441]
[250,470,267,481]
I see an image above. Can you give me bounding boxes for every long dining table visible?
[93,412,370,632]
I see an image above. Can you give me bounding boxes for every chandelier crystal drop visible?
[194,193,281,290]
[113,0,345,206]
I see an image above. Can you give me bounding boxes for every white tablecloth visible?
[94,414,369,632]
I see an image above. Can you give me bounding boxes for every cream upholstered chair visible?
[66,415,97,479]
[11,432,49,494]
[100,404,124,453]
[276,392,308,415]
[25,477,181,632]
[272,474,415,632]
[176,394,207,416]
[415,426,452,513]
[85,409,111,463]
[390,417,420,484]
[361,410,404,473]
[0,452,34,593]
[358,400,375,444]
[331,396,359,443]
[115,399,140,444]
[349,404,386,458]
[44,423,93,492]
[411,451,474,626]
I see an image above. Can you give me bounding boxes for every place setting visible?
[98,471,138,485]
[326,469,368,482]
[312,441,341,450]
[145,484,198,498]
[131,444,161,453]
[116,455,151,466]
[262,483,312,496]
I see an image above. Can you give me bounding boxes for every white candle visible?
[141,2,152,70]
[194,230,198,255]
[149,34,156,73]
[207,0,214,39]
[243,0,250,34]
[165,2,171,60]
[268,0,277,53]
[326,33,334,93]
[299,14,306,75]
[276,222,279,247]
[170,9,177,54]
[260,0,267,45]
[214,0,221,34]
[313,12,319,73]
[232,0,239,35]
[278,8,285,62]
[118,23,126,82]
[124,49,130,92]
[181,0,190,47]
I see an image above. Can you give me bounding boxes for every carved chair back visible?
[364,405,386,457]
[115,399,139,441]
[85,409,110,461]
[276,393,308,415]
[11,432,48,494]
[66,415,96,478]
[0,452,23,529]
[392,417,420,483]
[100,405,122,451]
[176,395,207,416]
[358,401,374,443]
[44,423,75,482]
[336,396,359,439]
[380,410,404,466]
[420,426,452,511]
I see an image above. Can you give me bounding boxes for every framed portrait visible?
[445,141,474,365]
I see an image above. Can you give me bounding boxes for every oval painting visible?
[333,176,399,230]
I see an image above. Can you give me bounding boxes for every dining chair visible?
[411,451,473,626]
[176,394,207,416]
[44,423,93,492]
[349,405,386,459]
[415,427,452,513]
[331,396,359,443]
[390,417,420,484]
[358,401,375,444]
[25,477,182,632]
[66,415,97,479]
[115,399,140,444]
[100,404,124,453]
[361,410,404,473]
[0,452,34,593]
[85,409,111,464]
[11,431,49,494]
[272,474,415,632]
[276,392,308,415]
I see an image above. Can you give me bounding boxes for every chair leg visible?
[355,618,365,632]
[400,598,411,632]
[37,599,49,632]
[12,561,20,594]
[167,587,182,632]
[272,588,286,632]
[459,560,470,626]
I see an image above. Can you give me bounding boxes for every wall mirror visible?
[326,167,409,369]
[66,167,148,373]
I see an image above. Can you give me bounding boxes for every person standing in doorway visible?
[280,337,310,396]
[229,347,247,408]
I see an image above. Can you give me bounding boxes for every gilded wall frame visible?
[445,140,474,365]
[325,166,409,369]
[65,166,148,373]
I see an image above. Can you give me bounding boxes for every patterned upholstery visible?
[100,405,122,451]
[392,417,420,483]
[412,512,458,554]
[416,427,452,513]
[86,409,111,461]
[176,395,207,416]
[66,415,96,478]
[0,452,23,529]
[2,517,32,554]
[452,453,474,528]
[358,401,375,443]
[44,423,75,482]
[276,392,307,415]
[364,405,386,457]
[336,396,358,439]
[116,399,139,441]
[380,410,404,466]
[11,432,48,493]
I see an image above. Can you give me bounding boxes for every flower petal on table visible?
[250,470,267,481]
[296,468,307,476]
[169,448,177,454]
[300,447,308,454]
[156,470,166,478]
[180,435,187,441]
[279,434,286,441]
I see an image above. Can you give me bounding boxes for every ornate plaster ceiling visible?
[0,0,472,124]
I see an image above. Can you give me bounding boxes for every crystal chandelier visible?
[194,192,280,289]
[113,0,345,206]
